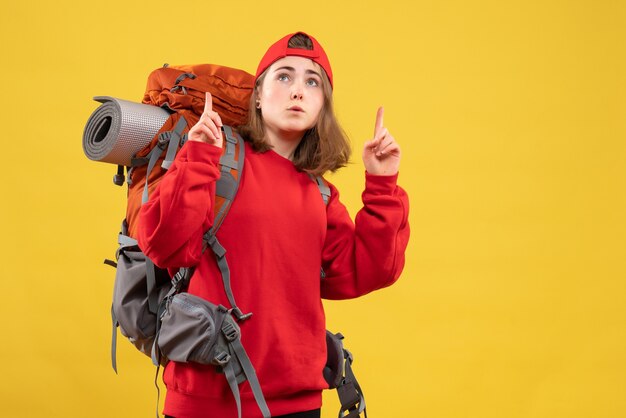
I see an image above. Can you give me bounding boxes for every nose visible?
[291,87,303,100]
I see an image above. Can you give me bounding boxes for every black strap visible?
[337,348,367,418]
[103,259,117,268]
[113,165,125,186]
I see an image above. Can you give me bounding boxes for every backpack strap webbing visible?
[311,174,331,205]
[202,126,252,321]
[141,115,187,204]
[337,348,367,418]
[111,305,118,373]
[213,125,245,230]
[221,320,271,418]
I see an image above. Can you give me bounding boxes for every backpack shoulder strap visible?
[309,174,331,278]
[202,127,252,321]
[311,174,331,206]
[140,115,188,204]
[212,125,245,232]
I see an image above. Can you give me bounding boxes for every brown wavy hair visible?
[237,33,351,176]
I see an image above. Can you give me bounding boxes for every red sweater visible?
[137,140,410,418]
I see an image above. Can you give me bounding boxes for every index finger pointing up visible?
[374,106,384,136]
[204,92,213,114]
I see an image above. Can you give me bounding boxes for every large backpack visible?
[84,63,367,418]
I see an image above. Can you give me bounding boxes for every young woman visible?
[138,32,410,418]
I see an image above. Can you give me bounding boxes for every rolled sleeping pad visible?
[83,96,170,166]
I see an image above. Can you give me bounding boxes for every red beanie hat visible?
[255,32,333,89]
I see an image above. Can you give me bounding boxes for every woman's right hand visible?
[362,107,401,176]
[187,92,224,148]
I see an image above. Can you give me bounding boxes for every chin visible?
[281,123,315,135]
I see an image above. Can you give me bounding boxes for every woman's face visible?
[257,55,325,141]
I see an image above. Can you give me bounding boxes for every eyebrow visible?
[274,66,322,78]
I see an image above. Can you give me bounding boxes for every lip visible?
[287,106,304,112]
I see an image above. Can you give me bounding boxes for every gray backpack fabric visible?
[158,292,270,417]
[111,230,170,364]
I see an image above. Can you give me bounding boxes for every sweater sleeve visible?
[136,140,223,269]
[320,172,410,300]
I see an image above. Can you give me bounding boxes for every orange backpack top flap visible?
[142,64,254,127]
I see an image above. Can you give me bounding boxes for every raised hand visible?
[362,107,401,176]
[188,92,224,147]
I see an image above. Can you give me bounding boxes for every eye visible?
[277,73,290,82]
[306,78,320,87]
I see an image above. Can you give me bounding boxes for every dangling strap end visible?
[104,259,117,268]
[113,165,125,186]
[153,364,162,418]
[111,306,118,374]
[232,307,253,322]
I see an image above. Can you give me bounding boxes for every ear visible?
[253,85,263,109]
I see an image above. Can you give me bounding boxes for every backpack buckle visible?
[337,381,361,417]
[157,131,171,149]
[213,350,231,366]
[171,268,189,289]
[223,126,237,145]
[221,321,239,342]
[203,232,226,258]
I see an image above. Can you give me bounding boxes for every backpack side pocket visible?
[113,247,170,356]
[158,293,226,364]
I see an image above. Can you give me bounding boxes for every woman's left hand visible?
[362,107,401,176]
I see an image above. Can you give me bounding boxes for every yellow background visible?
[1,0,624,417]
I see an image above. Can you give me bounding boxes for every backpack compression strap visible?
[218,312,272,418]
[140,115,187,203]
